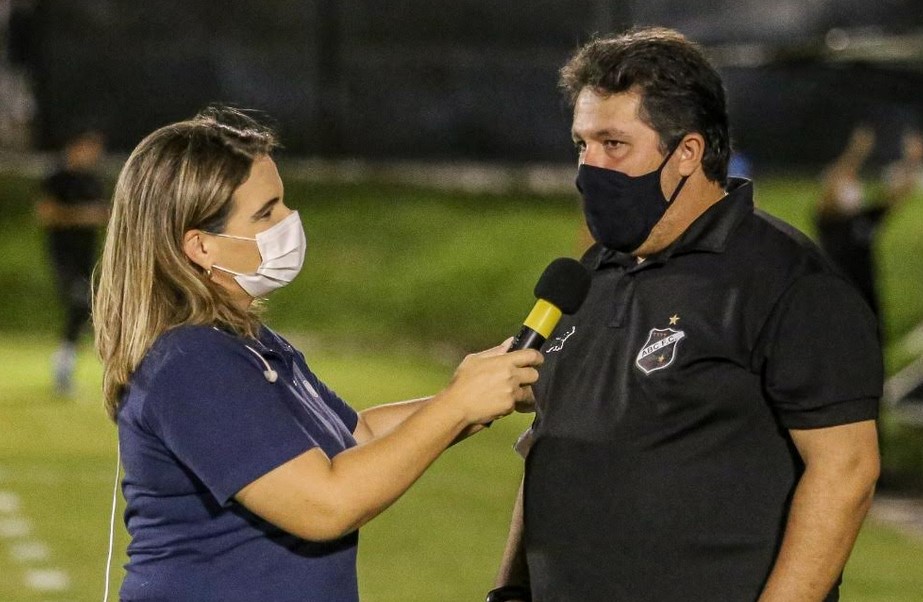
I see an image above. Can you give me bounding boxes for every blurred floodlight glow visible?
[826,28,850,51]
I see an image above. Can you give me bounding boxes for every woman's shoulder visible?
[155,323,240,352]
[126,325,265,416]
[140,325,250,376]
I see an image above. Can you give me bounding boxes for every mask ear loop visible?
[667,175,690,204]
[102,443,121,602]
[661,139,690,205]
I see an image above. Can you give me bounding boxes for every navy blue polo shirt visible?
[524,179,882,601]
[117,325,359,602]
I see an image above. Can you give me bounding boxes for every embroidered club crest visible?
[635,327,686,375]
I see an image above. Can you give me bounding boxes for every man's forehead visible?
[571,88,646,135]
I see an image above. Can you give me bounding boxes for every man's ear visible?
[677,133,706,177]
[182,229,211,272]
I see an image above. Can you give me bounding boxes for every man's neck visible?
[632,177,727,257]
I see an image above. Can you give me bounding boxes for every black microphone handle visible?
[508,325,547,352]
[482,325,546,428]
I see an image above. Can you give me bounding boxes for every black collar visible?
[593,177,754,271]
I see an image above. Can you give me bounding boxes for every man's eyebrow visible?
[250,197,280,220]
[595,128,631,138]
[571,128,631,141]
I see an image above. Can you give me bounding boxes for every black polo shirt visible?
[42,168,106,265]
[523,179,881,602]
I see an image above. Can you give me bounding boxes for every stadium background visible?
[8,0,923,168]
[2,0,923,600]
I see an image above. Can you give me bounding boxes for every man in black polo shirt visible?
[489,28,881,602]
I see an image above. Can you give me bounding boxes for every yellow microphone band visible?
[523,299,562,338]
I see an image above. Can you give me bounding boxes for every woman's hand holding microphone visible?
[436,339,544,427]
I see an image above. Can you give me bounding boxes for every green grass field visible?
[2,336,923,600]
[2,172,923,599]
[0,334,535,600]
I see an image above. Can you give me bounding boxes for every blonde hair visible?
[94,107,277,420]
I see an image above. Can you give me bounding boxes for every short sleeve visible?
[144,331,318,505]
[759,273,882,429]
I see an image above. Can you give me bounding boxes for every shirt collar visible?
[594,177,754,271]
[211,324,285,359]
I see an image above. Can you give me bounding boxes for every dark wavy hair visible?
[560,27,730,185]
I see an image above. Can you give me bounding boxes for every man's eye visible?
[603,140,623,149]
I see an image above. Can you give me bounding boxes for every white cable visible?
[244,344,278,383]
[102,444,121,602]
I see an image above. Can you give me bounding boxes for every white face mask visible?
[209,210,307,298]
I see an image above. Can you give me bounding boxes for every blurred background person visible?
[815,125,882,319]
[34,127,108,396]
[815,125,920,326]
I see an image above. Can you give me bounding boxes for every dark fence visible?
[14,0,923,169]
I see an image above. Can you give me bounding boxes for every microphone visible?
[510,258,591,352]
[483,257,591,427]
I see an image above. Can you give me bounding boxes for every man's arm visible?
[494,478,530,591]
[35,197,109,228]
[817,126,875,216]
[758,419,879,602]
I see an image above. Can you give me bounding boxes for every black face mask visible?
[576,147,689,253]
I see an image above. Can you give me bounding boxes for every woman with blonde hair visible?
[94,106,542,601]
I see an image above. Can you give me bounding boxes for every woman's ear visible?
[182,230,211,272]
[678,133,706,177]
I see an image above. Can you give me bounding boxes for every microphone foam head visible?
[534,257,592,315]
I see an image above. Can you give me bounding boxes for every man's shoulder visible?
[710,208,846,328]
[752,209,815,246]
[733,208,832,279]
